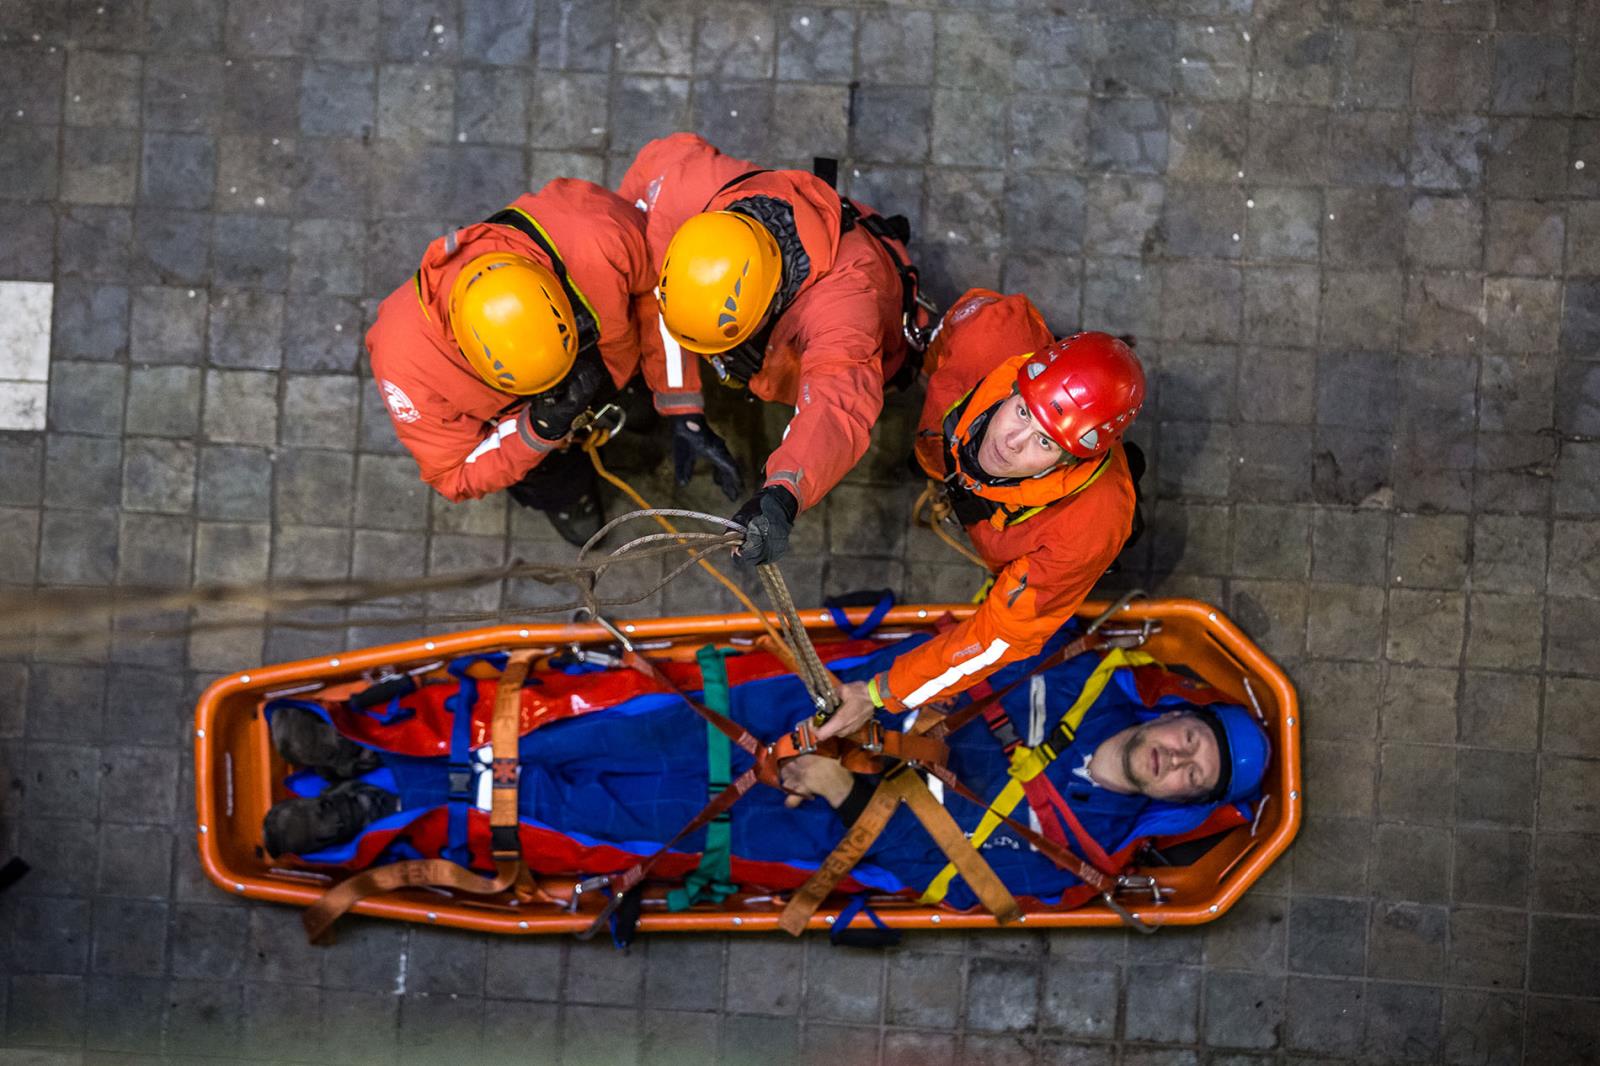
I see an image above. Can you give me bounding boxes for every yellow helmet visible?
[657,210,783,355]
[447,252,578,395]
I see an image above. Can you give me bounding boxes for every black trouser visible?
[504,439,598,512]
[501,380,662,513]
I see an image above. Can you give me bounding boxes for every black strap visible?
[710,168,771,204]
[483,208,602,357]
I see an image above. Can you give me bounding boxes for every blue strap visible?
[364,695,414,725]
[442,655,499,868]
[824,590,895,639]
[829,893,896,946]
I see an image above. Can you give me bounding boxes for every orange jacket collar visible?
[946,354,1112,528]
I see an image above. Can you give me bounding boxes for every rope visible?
[581,432,841,712]
[912,481,988,570]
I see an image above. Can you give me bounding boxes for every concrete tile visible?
[132,209,210,286]
[1363,982,1441,1062]
[37,509,118,585]
[196,444,273,520]
[1378,664,1456,742]
[1453,827,1531,907]
[5,974,86,1048]
[1413,33,1492,111]
[1479,352,1556,434]
[125,366,201,439]
[1457,670,1540,750]
[376,64,454,142]
[1371,822,1450,903]
[1378,741,1455,824]
[193,521,270,585]
[1284,976,1363,1056]
[1287,896,1367,976]
[1168,103,1247,182]
[1485,117,1571,198]
[271,525,350,581]
[965,956,1041,1034]
[1561,278,1600,358]
[1529,915,1600,997]
[1442,990,1522,1066]
[1524,996,1600,1064]
[1088,96,1169,175]
[1174,21,1250,100]
[1465,591,1545,671]
[120,437,196,514]
[202,370,279,445]
[46,361,124,438]
[116,512,193,586]
[1038,962,1117,1039]
[165,978,243,1058]
[1492,34,1573,114]
[1368,901,1447,982]
[1485,200,1565,274]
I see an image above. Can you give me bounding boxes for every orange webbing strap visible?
[302,650,537,944]
[896,771,1021,925]
[778,772,905,935]
[926,763,1115,893]
[777,770,1020,935]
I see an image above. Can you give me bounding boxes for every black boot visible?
[269,706,381,780]
[262,781,400,857]
[543,486,605,548]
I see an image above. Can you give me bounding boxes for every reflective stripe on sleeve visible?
[465,418,522,465]
[902,637,1012,709]
[658,296,685,389]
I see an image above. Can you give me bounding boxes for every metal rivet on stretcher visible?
[519,921,529,930]
[427,912,437,922]
[240,675,251,684]
[199,825,207,833]
[732,917,742,926]
[825,915,835,924]
[624,624,635,633]
[196,729,204,738]
[930,914,940,924]
[1289,790,1299,800]
[917,609,927,618]
[330,658,340,667]
[1209,904,1219,913]
[520,629,530,638]
[425,642,435,651]
[1287,717,1296,726]
[235,883,244,892]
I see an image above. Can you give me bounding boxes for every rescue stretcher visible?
[192,598,1300,936]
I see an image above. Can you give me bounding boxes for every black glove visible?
[527,350,609,440]
[731,485,799,568]
[670,415,745,502]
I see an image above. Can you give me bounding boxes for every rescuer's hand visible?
[730,485,798,567]
[780,754,856,809]
[815,681,877,741]
[669,415,744,502]
[528,350,609,439]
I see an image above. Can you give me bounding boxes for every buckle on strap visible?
[787,719,818,757]
[492,756,519,788]
[858,720,884,754]
[447,764,475,802]
[567,874,612,913]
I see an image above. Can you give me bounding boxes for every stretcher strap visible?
[920,649,1146,903]
[623,648,761,756]
[896,771,1021,925]
[666,647,737,911]
[303,651,536,945]
[580,766,759,940]
[777,772,905,935]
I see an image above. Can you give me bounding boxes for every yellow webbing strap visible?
[919,648,1152,904]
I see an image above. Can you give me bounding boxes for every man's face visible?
[976,391,1066,478]
[1121,712,1221,801]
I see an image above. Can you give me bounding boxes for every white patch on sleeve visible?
[381,380,421,424]
[464,417,520,464]
[904,638,1012,709]
[657,290,684,388]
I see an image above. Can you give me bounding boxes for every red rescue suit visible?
[366,179,670,503]
[874,290,1137,711]
[618,133,911,512]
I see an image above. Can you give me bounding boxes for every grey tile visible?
[274,448,354,526]
[1406,194,1483,269]
[38,509,118,585]
[47,361,126,438]
[1410,113,1490,191]
[116,512,193,586]
[207,292,284,369]
[1368,901,1447,982]
[1088,96,1169,175]
[44,433,122,510]
[1483,278,1562,353]
[121,437,196,514]
[1372,822,1450,903]
[125,366,202,438]
[1413,33,1492,112]
[1465,591,1545,671]
[196,444,273,520]
[1485,116,1571,197]
[1287,896,1367,976]
[1492,34,1573,114]
[1458,670,1540,750]
[377,64,454,141]
[1442,990,1523,1066]
[202,370,279,445]
[271,524,351,580]
[1377,741,1455,824]
[1485,200,1565,274]
[132,208,210,286]
[1363,982,1441,1062]
[1453,827,1531,907]
[1284,976,1364,1056]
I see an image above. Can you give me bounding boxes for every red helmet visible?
[1016,332,1146,460]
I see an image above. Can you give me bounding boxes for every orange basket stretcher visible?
[193,598,1300,935]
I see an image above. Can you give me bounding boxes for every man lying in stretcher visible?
[261,631,1270,912]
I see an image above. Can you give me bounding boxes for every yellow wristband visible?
[866,677,886,709]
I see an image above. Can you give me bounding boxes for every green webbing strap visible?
[666,646,738,911]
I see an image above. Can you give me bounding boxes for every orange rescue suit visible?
[365,179,671,503]
[618,132,910,512]
[875,289,1137,712]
